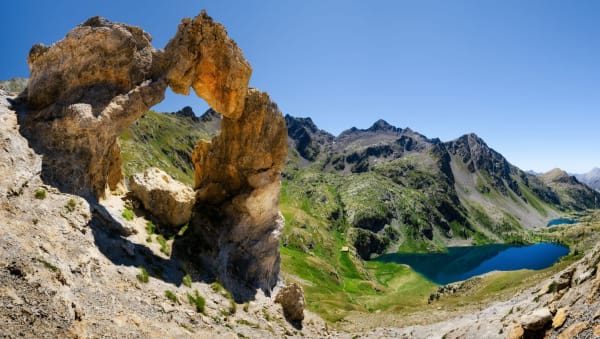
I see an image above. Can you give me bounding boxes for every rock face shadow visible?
[88,202,185,286]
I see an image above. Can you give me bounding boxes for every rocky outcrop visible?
[18,16,167,198]
[164,13,251,120]
[129,168,195,227]
[275,283,305,324]
[18,11,252,199]
[18,11,286,296]
[181,88,287,295]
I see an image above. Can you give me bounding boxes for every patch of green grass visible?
[122,208,135,221]
[156,235,171,255]
[145,221,155,235]
[65,198,77,212]
[187,290,206,314]
[165,290,179,303]
[34,188,46,199]
[211,282,236,314]
[136,267,149,283]
[182,273,192,288]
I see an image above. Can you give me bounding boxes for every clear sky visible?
[1,1,599,173]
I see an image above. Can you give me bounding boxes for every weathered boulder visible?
[520,307,552,331]
[19,16,167,198]
[181,88,287,295]
[275,283,305,323]
[129,168,195,227]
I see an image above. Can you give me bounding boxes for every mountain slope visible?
[119,110,600,323]
[575,167,600,192]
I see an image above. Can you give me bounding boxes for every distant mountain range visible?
[575,168,600,192]
[283,115,599,258]
[118,109,600,260]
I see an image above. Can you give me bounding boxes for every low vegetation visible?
[122,208,135,221]
[187,290,206,314]
[65,198,77,212]
[165,290,179,303]
[136,267,149,283]
[34,188,46,199]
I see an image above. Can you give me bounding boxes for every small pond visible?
[547,218,577,227]
[374,243,569,285]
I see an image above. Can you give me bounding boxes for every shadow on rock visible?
[88,202,185,286]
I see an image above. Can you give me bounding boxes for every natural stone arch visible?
[18,11,287,295]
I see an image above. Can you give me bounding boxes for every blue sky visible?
[1,1,599,173]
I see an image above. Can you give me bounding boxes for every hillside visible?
[119,110,600,323]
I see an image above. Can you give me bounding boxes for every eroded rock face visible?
[164,13,252,119]
[129,168,195,227]
[19,16,167,198]
[19,11,286,296]
[182,88,287,295]
[19,11,252,199]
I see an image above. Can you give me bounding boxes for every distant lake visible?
[547,218,577,227]
[374,243,569,285]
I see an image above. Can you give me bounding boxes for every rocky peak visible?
[541,168,580,185]
[445,133,520,195]
[367,119,401,133]
[173,106,197,120]
[285,114,334,161]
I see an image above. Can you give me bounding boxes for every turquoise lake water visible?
[374,243,569,285]
[547,218,577,227]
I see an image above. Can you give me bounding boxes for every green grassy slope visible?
[119,110,217,186]
[119,110,598,325]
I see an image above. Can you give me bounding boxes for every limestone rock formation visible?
[19,16,167,198]
[275,283,306,323]
[18,10,252,199]
[129,168,195,227]
[182,88,287,295]
[18,10,286,296]
[164,13,252,119]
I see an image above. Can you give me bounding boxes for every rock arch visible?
[19,11,287,295]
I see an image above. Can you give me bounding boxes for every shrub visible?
[136,267,149,283]
[187,290,205,314]
[183,273,192,288]
[65,198,77,212]
[34,189,46,199]
[165,290,178,303]
[145,221,155,235]
[122,208,135,221]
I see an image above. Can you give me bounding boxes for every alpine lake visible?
[374,242,569,285]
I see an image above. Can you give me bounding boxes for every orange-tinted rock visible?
[165,11,251,119]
